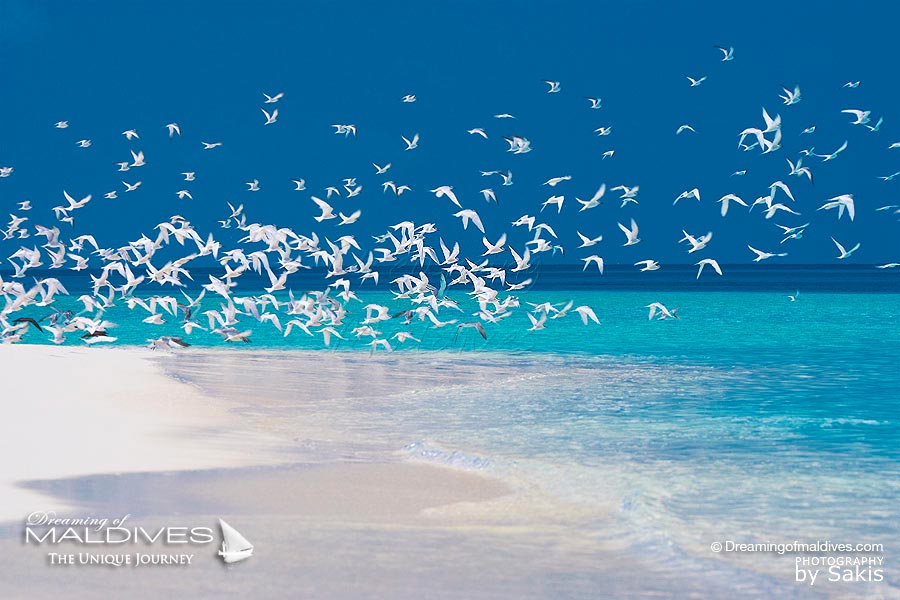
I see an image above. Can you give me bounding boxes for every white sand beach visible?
[0,345,512,525]
[0,345,289,521]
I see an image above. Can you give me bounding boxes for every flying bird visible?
[779,85,801,105]
[832,238,860,260]
[714,45,734,61]
[617,219,640,246]
[695,259,723,279]
[402,133,419,150]
[543,80,561,93]
[686,75,707,87]
[261,108,279,125]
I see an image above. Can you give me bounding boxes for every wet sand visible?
[0,464,730,600]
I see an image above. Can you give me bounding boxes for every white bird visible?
[263,92,284,103]
[331,124,357,137]
[453,209,485,233]
[402,94,416,103]
[123,181,142,193]
[310,196,336,222]
[714,45,734,61]
[841,109,871,125]
[695,258,723,279]
[431,185,461,207]
[176,190,192,200]
[764,203,800,219]
[261,108,279,125]
[246,179,260,192]
[612,185,639,201]
[202,141,223,149]
[676,124,695,135]
[402,133,419,150]
[617,219,640,246]
[779,85,801,105]
[374,163,391,174]
[482,233,507,256]
[816,140,848,162]
[510,247,531,272]
[291,179,306,191]
[865,116,883,132]
[544,176,572,187]
[541,195,565,213]
[686,75,707,87]
[480,188,497,204]
[543,80,561,93]
[576,232,602,248]
[762,108,782,133]
[646,302,678,320]
[129,149,146,167]
[582,255,604,273]
[680,230,713,253]
[392,331,421,343]
[748,246,787,262]
[122,129,139,140]
[586,97,602,109]
[527,312,546,331]
[832,237,860,260]
[62,190,92,210]
[787,157,814,183]
[574,306,600,325]
[319,327,346,347]
[166,123,181,137]
[55,121,69,129]
[76,139,91,148]
[635,260,660,272]
[817,194,855,221]
[576,184,605,211]
[183,172,196,181]
[718,194,748,217]
[674,188,700,205]
[467,128,488,139]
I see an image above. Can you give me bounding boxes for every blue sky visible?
[1,0,898,265]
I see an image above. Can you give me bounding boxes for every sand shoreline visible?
[0,344,512,528]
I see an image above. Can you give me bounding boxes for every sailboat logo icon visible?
[217,519,254,564]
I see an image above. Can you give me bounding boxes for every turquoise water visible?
[7,267,900,596]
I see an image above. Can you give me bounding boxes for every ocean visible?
[5,264,900,596]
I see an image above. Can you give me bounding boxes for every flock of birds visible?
[1,45,898,350]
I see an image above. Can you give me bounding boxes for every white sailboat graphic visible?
[218,519,254,564]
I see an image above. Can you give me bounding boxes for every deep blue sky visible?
[1,0,898,266]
